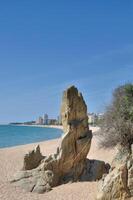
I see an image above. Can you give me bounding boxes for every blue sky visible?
[0,0,133,123]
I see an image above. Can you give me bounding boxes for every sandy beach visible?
[0,127,116,200]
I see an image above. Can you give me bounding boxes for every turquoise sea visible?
[0,125,63,148]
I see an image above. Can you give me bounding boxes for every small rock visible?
[23,145,44,170]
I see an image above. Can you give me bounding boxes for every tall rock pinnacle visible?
[11,86,93,193]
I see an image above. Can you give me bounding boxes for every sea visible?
[0,125,63,148]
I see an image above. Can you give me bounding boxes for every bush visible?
[99,83,133,150]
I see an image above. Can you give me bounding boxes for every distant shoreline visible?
[0,124,63,149]
[0,125,100,150]
[13,124,63,130]
[3,124,99,132]
[11,124,99,132]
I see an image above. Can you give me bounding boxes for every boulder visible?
[23,145,44,170]
[80,159,110,182]
[97,148,133,200]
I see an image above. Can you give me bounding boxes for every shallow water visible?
[0,125,62,148]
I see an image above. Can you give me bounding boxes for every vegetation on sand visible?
[99,83,133,150]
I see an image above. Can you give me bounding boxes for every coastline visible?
[13,124,99,132]
[0,125,99,150]
[0,127,116,200]
[0,124,63,150]
[14,124,63,130]
[0,126,99,150]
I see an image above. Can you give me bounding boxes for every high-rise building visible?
[43,114,48,125]
[57,115,62,125]
[36,116,43,125]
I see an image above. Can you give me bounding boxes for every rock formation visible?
[23,145,44,170]
[97,146,133,200]
[11,86,108,194]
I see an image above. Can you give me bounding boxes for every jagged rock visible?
[11,86,108,194]
[23,145,44,170]
[80,159,110,182]
[127,144,133,197]
[58,86,92,177]
[97,148,133,200]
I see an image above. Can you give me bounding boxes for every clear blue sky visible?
[0,0,133,123]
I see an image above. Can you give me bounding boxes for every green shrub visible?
[99,83,133,150]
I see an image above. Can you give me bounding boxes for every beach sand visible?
[0,127,116,200]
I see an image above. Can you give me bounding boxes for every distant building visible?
[43,114,48,125]
[57,115,62,125]
[48,119,58,125]
[88,112,104,126]
[88,113,96,125]
[36,116,43,125]
[35,113,63,126]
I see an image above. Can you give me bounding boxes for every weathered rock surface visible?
[97,147,133,200]
[11,86,108,193]
[23,145,44,170]
[58,86,93,178]
[80,159,110,182]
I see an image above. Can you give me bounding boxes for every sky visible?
[0,0,133,123]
